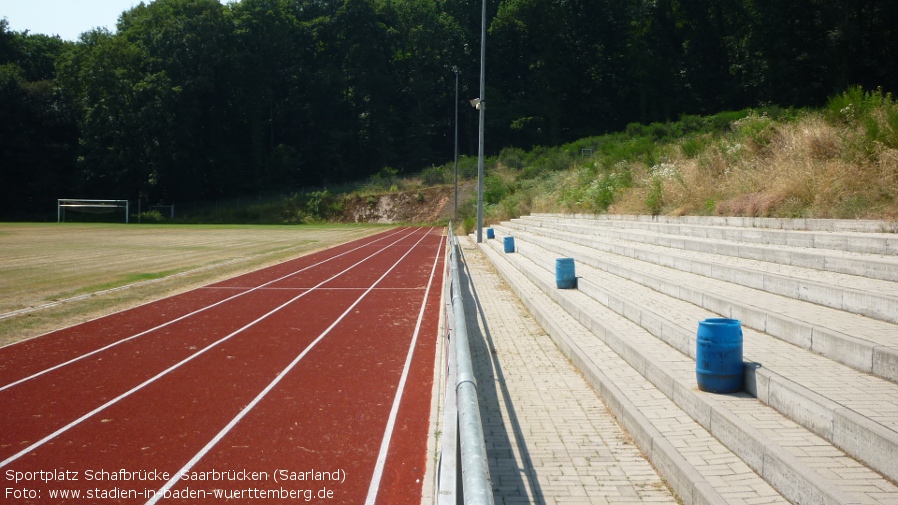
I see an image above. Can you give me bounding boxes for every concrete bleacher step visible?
[489,227,898,486]
[528,213,898,255]
[474,239,790,505]
[478,234,898,505]
[500,220,898,384]
[513,215,898,283]
[530,213,898,233]
[512,216,898,326]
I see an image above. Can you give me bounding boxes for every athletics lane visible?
[1,228,440,505]
[0,227,408,386]
[156,229,445,504]
[0,229,419,463]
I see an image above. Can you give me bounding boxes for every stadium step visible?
[475,215,898,505]
[506,216,898,381]
[513,215,898,325]
[513,214,898,282]
[476,239,789,505]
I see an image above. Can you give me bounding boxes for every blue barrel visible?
[696,318,744,393]
[555,258,577,289]
[503,236,515,253]
[486,228,495,239]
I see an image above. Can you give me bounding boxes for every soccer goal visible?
[57,199,130,223]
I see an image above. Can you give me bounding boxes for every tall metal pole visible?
[454,67,459,221]
[476,0,486,243]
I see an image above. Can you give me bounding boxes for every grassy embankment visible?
[451,86,898,231]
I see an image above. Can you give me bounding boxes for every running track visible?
[0,227,445,504]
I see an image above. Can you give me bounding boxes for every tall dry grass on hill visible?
[458,87,898,231]
[611,106,898,219]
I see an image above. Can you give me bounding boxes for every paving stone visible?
[456,237,679,505]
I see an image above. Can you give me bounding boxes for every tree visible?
[117,0,234,201]
[389,0,467,167]
[0,23,77,219]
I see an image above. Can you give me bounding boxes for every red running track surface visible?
[0,226,445,504]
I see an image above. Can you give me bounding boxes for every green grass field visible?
[0,223,387,347]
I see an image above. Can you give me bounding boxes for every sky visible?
[1,0,227,41]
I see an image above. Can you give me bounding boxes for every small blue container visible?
[555,258,577,289]
[696,318,744,393]
[503,236,515,253]
[486,228,495,239]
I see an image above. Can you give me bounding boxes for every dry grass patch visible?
[0,223,384,346]
[608,112,898,219]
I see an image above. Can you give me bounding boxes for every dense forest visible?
[2,0,897,220]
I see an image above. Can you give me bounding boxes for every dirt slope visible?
[340,183,474,224]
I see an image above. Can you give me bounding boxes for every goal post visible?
[58,199,130,223]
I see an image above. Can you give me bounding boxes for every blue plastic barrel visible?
[555,258,577,289]
[486,228,495,239]
[695,318,744,393]
[503,236,515,253]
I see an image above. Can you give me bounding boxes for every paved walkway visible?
[456,236,677,505]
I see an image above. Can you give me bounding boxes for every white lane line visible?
[0,228,410,392]
[144,228,437,505]
[0,228,426,470]
[364,234,444,505]
[202,287,426,291]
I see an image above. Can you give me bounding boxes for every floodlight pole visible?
[476,0,486,243]
[454,66,459,221]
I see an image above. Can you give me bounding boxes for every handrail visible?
[437,225,494,505]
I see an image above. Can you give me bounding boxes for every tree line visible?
[2,0,896,220]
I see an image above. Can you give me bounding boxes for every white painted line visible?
[0,228,424,469]
[364,234,444,505]
[144,228,437,505]
[0,228,410,392]
[202,286,425,291]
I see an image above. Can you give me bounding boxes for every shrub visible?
[826,86,898,156]
[826,85,878,124]
[420,165,447,185]
[582,167,631,212]
[135,210,165,223]
[305,189,343,220]
[498,147,527,169]
[645,177,664,215]
[483,175,511,205]
[733,111,776,148]
[680,136,708,158]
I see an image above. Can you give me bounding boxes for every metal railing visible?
[437,225,494,505]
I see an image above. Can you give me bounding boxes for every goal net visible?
[57,199,130,223]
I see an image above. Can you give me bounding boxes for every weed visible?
[134,210,166,223]
[420,165,447,185]
[646,177,664,215]
[498,147,527,169]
